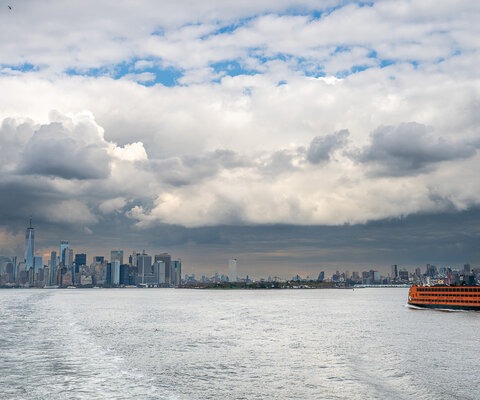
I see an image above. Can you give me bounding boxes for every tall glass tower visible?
[228,259,238,283]
[25,218,35,271]
[59,240,69,267]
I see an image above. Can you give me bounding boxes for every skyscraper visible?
[59,240,69,267]
[34,256,43,273]
[25,218,35,271]
[111,260,120,286]
[155,253,171,283]
[49,251,57,286]
[391,264,399,280]
[74,253,87,269]
[228,259,238,282]
[171,260,182,286]
[137,252,152,284]
[110,250,124,265]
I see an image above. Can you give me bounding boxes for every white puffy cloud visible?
[110,142,148,162]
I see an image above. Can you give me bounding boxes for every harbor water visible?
[1,288,479,399]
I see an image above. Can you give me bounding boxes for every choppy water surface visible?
[1,288,479,399]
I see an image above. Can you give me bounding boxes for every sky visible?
[1,0,480,278]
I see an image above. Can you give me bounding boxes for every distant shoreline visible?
[0,283,411,290]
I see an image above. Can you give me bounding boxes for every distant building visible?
[155,253,171,283]
[74,253,87,269]
[119,264,129,285]
[103,263,112,286]
[391,264,399,280]
[25,219,35,271]
[49,251,57,286]
[137,252,152,284]
[94,256,105,264]
[152,261,165,284]
[171,260,182,286]
[398,269,409,282]
[34,256,43,273]
[111,250,124,265]
[111,260,120,286]
[59,240,69,267]
[228,259,238,282]
[426,264,438,278]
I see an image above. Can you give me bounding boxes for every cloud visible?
[258,150,298,175]
[149,149,247,187]
[98,197,128,214]
[111,142,148,162]
[18,111,111,180]
[306,129,349,164]
[1,1,477,81]
[1,2,480,275]
[356,122,478,176]
[0,117,37,173]
[40,199,98,225]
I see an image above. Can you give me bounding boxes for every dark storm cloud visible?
[18,121,111,180]
[357,122,477,176]
[150,149,247,186]
[306,129,349,164]
[0,173,100,226]
[0,178,57,222]
[128,208,480,277]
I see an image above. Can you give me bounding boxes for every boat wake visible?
[405,303,475,313]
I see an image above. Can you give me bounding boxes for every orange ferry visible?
[408,285,480,310]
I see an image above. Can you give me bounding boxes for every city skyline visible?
[1,1,480,276]
[2,213,479,279]
[2,216,477,287]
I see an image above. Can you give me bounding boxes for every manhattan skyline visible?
[1,1,480,277]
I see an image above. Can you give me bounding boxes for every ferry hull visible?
[408,302,480,311]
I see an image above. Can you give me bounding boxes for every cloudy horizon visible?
[1,1,479,277]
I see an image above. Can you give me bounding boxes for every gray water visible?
[0,288,479,400]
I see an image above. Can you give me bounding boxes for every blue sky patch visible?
[64,59,183,87]
[211,60,258,77]
[0,63,39,73]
